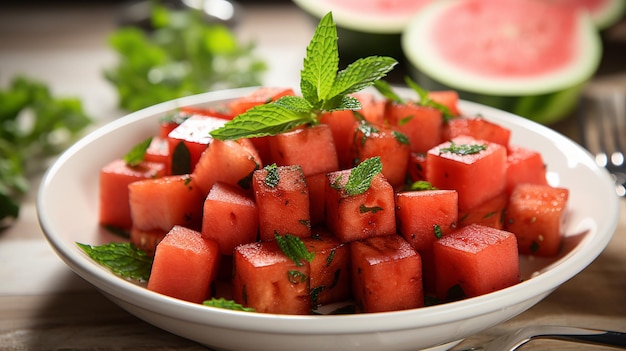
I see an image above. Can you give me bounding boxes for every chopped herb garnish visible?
[359,204,384,214]
[356,120,379,146]
[392,130,410,145]
[124,137,153,167]
[203,297,256,312]
[439,141,487,156]
[409,180,437,191]
[344,157,383,196]
[76,242,153,282]
[433,224,443,239]
[287,270,308,284]
[275,233,315,266]
[264,163,280,188]
[209,12,397,140]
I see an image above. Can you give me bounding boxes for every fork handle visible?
[540,329,626,348]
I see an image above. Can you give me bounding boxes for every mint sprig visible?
[76,242,153,282]
[374,77,454,121]
[210,12,397,141]
[345,156,383,196]
[203,297,256,312]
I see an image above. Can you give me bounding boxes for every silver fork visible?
[463,325,626,351]
[577,90,626,197]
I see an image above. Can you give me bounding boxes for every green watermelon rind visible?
[412,68,585,124]
[401,0,603,123]
[292,0,417,34]
[588,0,626,30]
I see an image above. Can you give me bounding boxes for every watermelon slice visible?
[293,0,433,62]
[402,0,603,124]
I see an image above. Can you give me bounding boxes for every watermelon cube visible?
[232,241,311,314]
[443,116,511,147]
[458,192,508,230]
[128,174,205,232]
[303,228,351,307]
[505,145,548,195]
[386,100,443,153]
[144,136,171,175]
[147,225,220,303]
[167,114,227,174]
[426,136,507,211]
[193,138,262,197]
[325,170,396,243]
[433,224,520,301]
[99,159,167,230]
[428,90,461,116]
[306,172,327,226]
[252,164,311,241]
[350,120,411,187]
[504,183,569,256]
[267,124,339,176]
[228,87,295,116]
[351,235,423,313]
[395,189,459,252]
[130,227,168,256]
[407,152,428,182]
[202,182,259,255]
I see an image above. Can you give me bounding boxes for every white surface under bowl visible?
[37,87,620,351]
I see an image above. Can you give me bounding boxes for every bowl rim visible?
[37,87,620,335]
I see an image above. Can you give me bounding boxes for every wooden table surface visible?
[0,3,624,350]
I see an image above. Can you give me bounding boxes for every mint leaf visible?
[124,137,153,166]
[345,156,383,196]
[210,103,315,140]
[274,233,315,267]
[203,297,256,312]
[264,163,280,188]
[328,56,398,106]
[76,242,153,282]
[210,11,397,141]
[301,12,339,108]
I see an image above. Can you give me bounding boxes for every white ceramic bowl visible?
[38,87,620,351]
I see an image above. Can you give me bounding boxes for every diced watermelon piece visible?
[350,120,411,187]
[458,192,508,230]
[320,93,384,169]
[426,136,507,211]
[267,124,339,177]
[147,225,220,303]
[351,235,423,313]
[202,182,258,255]
[167,114,227,174]
[505,144,548,195]
[306,172,327,226]
[99,159,167,230]
[325,169,396,243]
[504,183,569,257]
[407,152,428,182]
[303,228,351,307]
[128,174,205,232]
[180,104,235,120]
[232,241,311,315]
[428,90,461,116]
[252,165,311,241]
[443,116,512,147]
[193,138,261,197]
[386,100,444,153]
[228,87,295,116]
[130,227,167,256]
[433,224,520,301]
[159,111,191,139]
[144,136,171,175]
[395,189,458,252]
